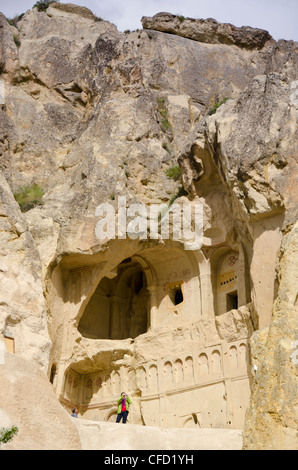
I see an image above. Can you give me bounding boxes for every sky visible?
[0,0,297,42]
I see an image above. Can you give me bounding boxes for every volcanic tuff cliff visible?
[0,3,297,450]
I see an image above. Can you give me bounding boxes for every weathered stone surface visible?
[243,222,298,450]
[141,12,272,49]
[0,171,51,371]
[0,3,297,450]
[50,2,96,20]
[215,305,254,342]
[205,73,297,223]
[0,13,19,75]
[1,3,279,252]
[74,420,243,450]
[0,352,81,450]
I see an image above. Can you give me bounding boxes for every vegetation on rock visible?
[14,183,44,212]
[0,426,18,444]
[207,97,230,115]
[165,165,182,181]
[33,0,58,12]
[157,97,171,132]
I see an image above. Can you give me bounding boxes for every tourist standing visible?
[116,392,131,423]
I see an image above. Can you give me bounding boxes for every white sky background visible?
[0,0,297,41]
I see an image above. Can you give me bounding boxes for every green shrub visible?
[157,97,171,132]
[13,34,21,47]
[161,118,170,131]
[165,165,181,181]
[207,97,230,115]
[14,183,44,212]
[0,426,18,444]
[33,0,58,12]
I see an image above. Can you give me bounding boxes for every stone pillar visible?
[199,261,215,318]
[56,361,67,398]
[250,216,283,328]
[221,341,234,427]
[148,285,159,329]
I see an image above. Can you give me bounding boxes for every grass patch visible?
[207,97,231,116]
[165,165,181,181]
[13,35,21,47]
[157,97,171,132]
[14,183,44,212]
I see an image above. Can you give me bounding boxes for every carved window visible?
[167,283,184,307]
[226,290,238,310]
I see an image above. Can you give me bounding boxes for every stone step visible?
[73,419,243,450]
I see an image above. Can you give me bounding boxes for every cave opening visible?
[78,259,149,340]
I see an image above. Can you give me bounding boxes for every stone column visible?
[55,360,67,399]
[250,216,283,328]
[221,341,234,427]
[147,285,159,329]
[199,261,215,317]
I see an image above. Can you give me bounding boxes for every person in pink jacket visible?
[116,392,131,423]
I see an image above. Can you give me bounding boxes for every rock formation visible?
[0,3,297,450]
[141,12,273,49]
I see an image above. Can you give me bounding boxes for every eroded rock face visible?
[0,4,297,449]
[141,12,273,49]
[0,13,19,75]
[204,72,297,224]
[0,353,81,450]
[243,222,298,450]
[50,1,96,20]
[0,172,51,371]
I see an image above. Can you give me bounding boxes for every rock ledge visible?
[142,12,273,49]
